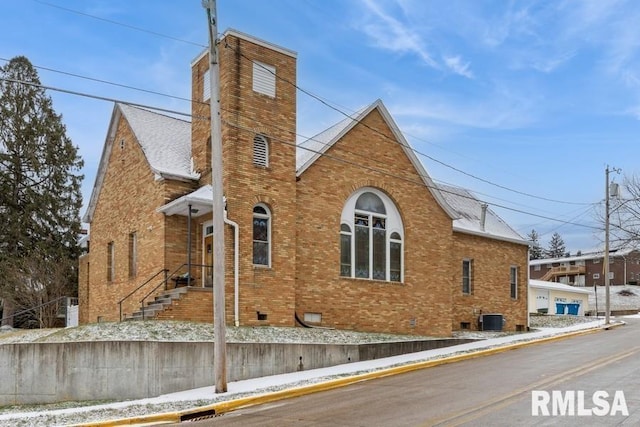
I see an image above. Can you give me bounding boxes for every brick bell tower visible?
[190,29,298,326]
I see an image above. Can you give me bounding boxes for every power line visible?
[32,0,206,48]
[0,77,195,119]
[30,0,592,207]
[0,54,604,217]
[0,76,601,232]
[223,118,601,232]
[434,177,598,219]
[0,57,198,105]
[223,42,593,207]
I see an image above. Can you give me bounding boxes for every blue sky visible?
[2,0,640,254]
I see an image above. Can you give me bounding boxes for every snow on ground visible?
[588,284,640,311]
[0,315,622,427]
[0,321,447,345]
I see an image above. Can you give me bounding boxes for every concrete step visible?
[126,286,191,320]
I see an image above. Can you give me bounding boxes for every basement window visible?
[304,312,322,323]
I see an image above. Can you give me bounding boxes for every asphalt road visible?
[169,319,640,426]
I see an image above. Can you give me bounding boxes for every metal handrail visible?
[118,269,168,321]
[138,263,211,321]
[0,296,70,325]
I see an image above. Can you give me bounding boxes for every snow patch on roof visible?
[118,104,196,180]
[529,279,592,294]
[437,183,526,244]
[529,244,639,265]
[296,109,365,173]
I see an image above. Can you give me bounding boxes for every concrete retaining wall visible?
[0,338,473,405]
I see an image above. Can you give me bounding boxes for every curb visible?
[77,322,622,426]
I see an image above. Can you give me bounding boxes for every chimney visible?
[480,203,488,231]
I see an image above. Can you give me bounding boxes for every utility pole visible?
[203,0,227,393]
[604,165,621,326]
[605,165,611,325]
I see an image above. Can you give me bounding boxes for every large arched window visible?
[340,188,403,282]
[253,204,271,266]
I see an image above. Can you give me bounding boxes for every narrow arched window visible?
[340,188,403,282]
[253,135,269,167]
[253,204,271,266]
[340,224,352,277]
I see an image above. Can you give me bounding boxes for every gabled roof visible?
[295,99,527,245]
[157,185,219,217]
[83,103,196,223]
[529,244,639,265]
[295,99,458,220]
[437,183,527,245]
[118,104,194,180]
[529,279,592,294]
[296,106,367,171]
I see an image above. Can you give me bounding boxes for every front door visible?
[203,223,213,287]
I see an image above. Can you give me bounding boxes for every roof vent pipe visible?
[480,203,488,231]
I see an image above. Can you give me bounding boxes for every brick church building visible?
[78,29,529,336]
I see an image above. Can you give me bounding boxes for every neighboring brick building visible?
[529,247,640,287]
[78,29,529,336]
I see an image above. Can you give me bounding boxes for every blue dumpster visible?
[555,303,567,315]
[567,303,580,315]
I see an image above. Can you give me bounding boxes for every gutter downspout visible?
[187,204,193,287]
[224,212,240,326]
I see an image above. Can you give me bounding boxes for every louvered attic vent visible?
[203,69,211,101]
[253,135,268,167]
[252,61,276,97]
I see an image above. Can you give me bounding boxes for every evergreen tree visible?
[546,232,566,259]
[527,229,544,260]
[0,56,83,327]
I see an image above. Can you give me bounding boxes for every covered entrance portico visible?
[158,185,215,288]
[157,185,240,325]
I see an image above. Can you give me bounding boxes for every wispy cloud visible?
[390,91,537,131]
[443,55,473,78]
[358,0,439,68]
[626,105,640,121]
[531,52,575,73]
[481,4,537,48]
[358,0,474,79]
